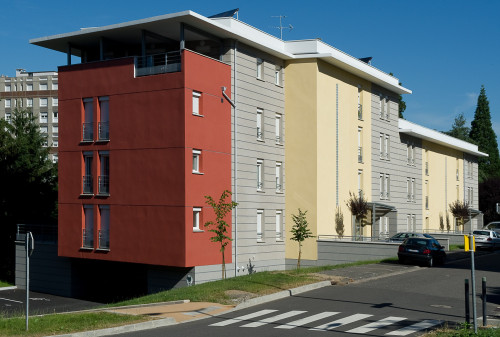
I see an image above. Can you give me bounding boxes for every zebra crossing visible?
[209,309,442,335]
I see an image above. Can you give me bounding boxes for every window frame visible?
[192,91,202,116]
[256,58,264,79]
[192,149,202,174]
[257,209,264,241]
[275,210,283,241]
[256,108,264,140]
[257,159,264,191]
[193,207,203,232]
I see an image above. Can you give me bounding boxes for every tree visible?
[335,206,344,239]
[204,190,237,279]
[290,209,313,269]
[389,72,406,119]
[469,85,500,181]
[346,191,369,240]
[0,107,58,282]
[445,113,472,142]
[479,177,500,225]
[449,200,469,232]
[439,213,444,232]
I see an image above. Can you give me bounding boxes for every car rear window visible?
[474,231,490,236]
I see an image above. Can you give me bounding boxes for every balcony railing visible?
[425,196,429,209]
[82,228,93,248]
[257,181,263,190]
[82,122,93,141]
[98,121,109,141]
[135,51,182,77]
[358,146,363,163]
[83,175,93,194]
[276,182,282,191]
[98,230,109,250]
[276,135,282,144]
[358,104,363,120]
[257,127,263,140]
[425,162,429,175]
[98,175,109,195]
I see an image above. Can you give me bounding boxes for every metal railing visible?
[82,228,93,248]
[82,122,93,141]
[98,230,109,249]
[425,162,429,175]
[17,224,57,243]
[425,196,429,209]
[257,127,263,139]
[83,175,93,194]
[257,181,263,190]
[276,182,282,191]
[276,135,282,144]
[98,121,109,141]
[135,51,182,77]
[358,104,363,120]
[358,146,363,163]
[98,175,109,195]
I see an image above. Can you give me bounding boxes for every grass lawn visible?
[0,281,12,288]
[0,312,149,337]
[424,325,500,336]
[450,244,465,251]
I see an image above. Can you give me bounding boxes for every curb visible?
[0,286,17,291]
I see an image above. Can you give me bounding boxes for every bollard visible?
[482,277,487,327]
[465,279,470,324]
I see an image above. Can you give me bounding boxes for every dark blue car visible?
[398,237,446,267]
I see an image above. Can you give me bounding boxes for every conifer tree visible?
[469,85,500,181]
[445,113,472,142]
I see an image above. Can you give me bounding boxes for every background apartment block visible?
[0,69,59,162]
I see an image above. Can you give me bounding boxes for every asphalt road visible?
[113,251,500,337]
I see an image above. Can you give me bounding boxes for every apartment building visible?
[30,9,484,290]
[0,69,59,161]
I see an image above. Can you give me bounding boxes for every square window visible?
[40,98,48,107]
[192,149,201,173]
[39,83,48,91]
[40,112,48,123]
[53,111,58,122]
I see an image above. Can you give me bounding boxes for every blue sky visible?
[1,0,499,139]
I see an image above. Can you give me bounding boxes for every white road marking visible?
[386,319,443,336]
[310,314,373,331]
[209,309,278,327]
[346,316,407,334]
[241,310,307,327]
[275,312,340,329]
[0,297,22,304]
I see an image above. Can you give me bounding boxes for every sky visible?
[1,0,499,139]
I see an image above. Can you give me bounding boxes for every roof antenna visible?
[272,15,293,40]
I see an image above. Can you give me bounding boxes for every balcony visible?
[98,121,109,141]
[83,175,93,194]
[98,230,109,250]
[98,175,109,195]
[135,51,181,77]
[82,228,93,248]
[358,104,363,120]
[82,122,93,141]
[358,146,363,163]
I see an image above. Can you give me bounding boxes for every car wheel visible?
[427,257,433,268]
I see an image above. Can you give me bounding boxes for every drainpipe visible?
[233,40,238,277]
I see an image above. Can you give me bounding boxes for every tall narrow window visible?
[411,178,415,202]
[192,91,201,115]
[275,162,283,192]
[456,158,460,181]
[83,205,94,248]
[379,95,384,119]
[358,128,363,163]
[456,185,460,200]
[83,98,93,141]
[385,97,390,120]
[358,170,363,198]
[385,174,390,199]
[407,178,411,201]
[99,151,109,195]
[193,207,202,231]
[406,214,411,231]
[192,149,201,173]
[412,214,416,231]
[257,209,264,241]
[27,98,33,107]
[98,97,109,140]
[83,152,93,194]
[53,97,58,106]
[275,114,282,144]
[98,205,110,249]
[379,133,384,158]
[274,66,282,86]
[256,108,263,140]
[357,87,362,120]
[256,58,263,79]
[257,159,264,190]
[276,210,282,240]
[385,135,390,159]
[379,173,384,199]
[425,149,429,174]
[5,99,11,108]
[425,180,429,209]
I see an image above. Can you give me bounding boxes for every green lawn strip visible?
[424,325,500,336]
[110,258,394,307]
[0,312,149,337]
[450,244,465,251]
[0,280,13,288]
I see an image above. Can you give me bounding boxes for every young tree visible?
[439,213,444,232]
[335,206,344,239]
[449,200,470,232]
[204,190,237,279]
[346,191,369,239]
[290,209,313,269]
[445,113,472,142]
[469,85,500,181]
[0,107,58,282]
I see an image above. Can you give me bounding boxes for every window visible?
[379,173,390,199]
[385,97,390,120]
[52,125,58,136]
[424,149,429,173]
[256,108,263,140]
[407,142,415,165]
[192,149,201,173]
[385,135,390,159]
[83,98,93,141]
[275,114,282,144]
[276,210,283,240]
[26,84,33,91]
[4,85,10,92]
[83,205,94,248]
[4,112,11,123]
[52,140,58,147]
[357,87,363,120]
[40,126,48,134]
[274,66,282,86]
[193,207,202,231]
[53,111,58,122]
[358,170,363,198]
[467,187,474,207]
[276,162,283,192]
[257,209,264,241]
[27,98,33,107]
[257,159,264,190]
[83,152,93,194]
[99,151,109,195]
[52,97,58,106]
[358,128,363,163]
[379,133,390,160]
[39,83,48,91]
[379,95,385,119]
[379,216,389,237]
[425,180,429,209]
[456,158,460,181]
[256,58,263,79]
[40,97,48,107]
[98,205,110,249]
[52,154,58,163]
[192,91,201,115]
[52,82,58,90]
[407,177,415,202]
[40,112,48,123]
[5,99,11,108]
[98,97,109,140]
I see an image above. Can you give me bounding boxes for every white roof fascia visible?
[399,118,488,157]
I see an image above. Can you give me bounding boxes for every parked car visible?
[398,237,446,267]
[473,230,500,250]
[388,232,435,243]
[483,221,500,235]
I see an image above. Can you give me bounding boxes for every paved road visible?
[0,289,101,317]
[113,251,500,337]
